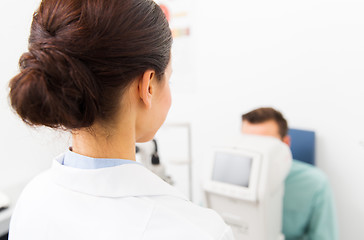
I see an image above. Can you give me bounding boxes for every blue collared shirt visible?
[61,149,138,169]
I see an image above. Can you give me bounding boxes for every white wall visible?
[1,0,363,239]
[166,0,364,239]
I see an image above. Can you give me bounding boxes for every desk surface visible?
[0,182,28,236]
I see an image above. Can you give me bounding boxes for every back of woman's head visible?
[9,0,172,129]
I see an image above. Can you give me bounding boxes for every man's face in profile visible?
[241,120,281,139]
[241,120,290,146]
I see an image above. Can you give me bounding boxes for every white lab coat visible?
[9,154,234,240]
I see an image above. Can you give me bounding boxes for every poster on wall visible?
[156,0,195,93]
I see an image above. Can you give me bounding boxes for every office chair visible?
[288,128,315,165]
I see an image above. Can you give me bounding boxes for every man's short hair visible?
[242,107,288,139]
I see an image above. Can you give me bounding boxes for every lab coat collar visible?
[50,154,188,201]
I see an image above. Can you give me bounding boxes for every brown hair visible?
[9,0,172,129]
[242,107,288,139]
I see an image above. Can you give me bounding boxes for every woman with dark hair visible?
[8,0,234,239]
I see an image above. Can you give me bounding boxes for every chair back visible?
[288,128,315,165]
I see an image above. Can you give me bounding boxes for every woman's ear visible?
[138,70,155,109]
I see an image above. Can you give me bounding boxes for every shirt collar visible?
[50,153,188,201]
[62,149,139,169]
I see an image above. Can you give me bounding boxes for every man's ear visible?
[283,135,291,146]
[138,70,155,109]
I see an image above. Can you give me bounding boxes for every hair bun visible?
[9,48,100,129]
[10,0,172,130]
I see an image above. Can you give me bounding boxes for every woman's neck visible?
[71,123,136,160]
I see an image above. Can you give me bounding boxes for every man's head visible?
[241,107,290,146]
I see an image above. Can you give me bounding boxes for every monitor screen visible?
[212,151,252,187]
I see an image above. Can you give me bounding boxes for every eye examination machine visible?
[204,135,292,240]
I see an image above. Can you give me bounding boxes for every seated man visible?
[241,107,338,240]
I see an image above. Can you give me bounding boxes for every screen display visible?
[212,151,252,187]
